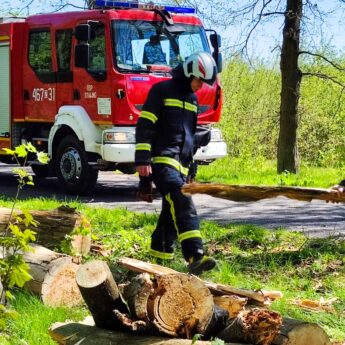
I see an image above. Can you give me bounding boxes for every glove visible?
[137,176,153,203]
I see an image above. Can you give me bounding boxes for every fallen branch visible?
[181,183,345,203]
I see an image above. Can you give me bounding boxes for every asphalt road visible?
[1,163,344,237]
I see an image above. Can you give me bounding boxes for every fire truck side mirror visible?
[75,43,90,68]
[209,33,222,73]
[210,33,221,49]
[75,24,91,41]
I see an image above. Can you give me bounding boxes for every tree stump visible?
[271,318,331,345]
[23,244,82,306]
[76,260,129,330]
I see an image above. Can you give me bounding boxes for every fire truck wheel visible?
[55,135,98,195]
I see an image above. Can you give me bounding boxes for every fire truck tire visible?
[55,135,98,195]
[31,164,51,178]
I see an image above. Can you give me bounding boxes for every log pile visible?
[181,183,345,203]
[24,244,83,307]
[57,257,331,345]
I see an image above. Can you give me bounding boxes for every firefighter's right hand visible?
[137,176,153,203]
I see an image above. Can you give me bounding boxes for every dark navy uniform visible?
[135,65,204,262]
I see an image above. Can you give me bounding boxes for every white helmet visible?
[183,52,217,86]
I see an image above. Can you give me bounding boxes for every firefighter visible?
[135,51,217,275]
[143,34,167,65]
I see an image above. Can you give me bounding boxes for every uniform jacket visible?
[135,65,198,173]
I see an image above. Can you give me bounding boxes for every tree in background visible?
[178,0,345,173]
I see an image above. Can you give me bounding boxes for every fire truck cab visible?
[0,0,227,194]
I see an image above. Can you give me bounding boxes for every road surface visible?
[0,164,344,237]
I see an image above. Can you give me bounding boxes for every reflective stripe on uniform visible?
[140,110,158,123]
[152,156,189,175]
[135,143,151,151]
[165,193,178,232]
[164,98,197,113]
[149,248,174,260]
[178,230,202,243]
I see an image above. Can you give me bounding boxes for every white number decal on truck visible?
[32,88,56,102]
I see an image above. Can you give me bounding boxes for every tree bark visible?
[76,260,129,330]
[277,0,303,173]
[23,244,83,306]
[0,206,87,250]
[49,319,244,345]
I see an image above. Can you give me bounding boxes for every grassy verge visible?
[197,157,345,188]
[0,199,344,344]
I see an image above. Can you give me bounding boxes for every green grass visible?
[1,199,344,343]
[0,292,87,345]
[197,157,345,188]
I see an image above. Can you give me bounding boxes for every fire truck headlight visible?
[103,131,136,144]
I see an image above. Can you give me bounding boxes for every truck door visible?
[0,38,11,151]
[73,21,112,125]
[23,28,57,122]
[55,29,74,109]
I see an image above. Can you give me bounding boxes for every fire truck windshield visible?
[112,20,210,73]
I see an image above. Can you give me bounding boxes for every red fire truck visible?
[0,0,226,194]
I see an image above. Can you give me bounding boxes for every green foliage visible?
[0,144,48,330]
[219,56,345,168]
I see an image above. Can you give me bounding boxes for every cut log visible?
[117,257,282,305]
[49,318,245,345]
[217,309,283,345]
[146,273,216,338]
[271,318,331,345]
[122,273,153,322]
[76,260,129,330]
[182,183,345,203]
[23,244,82,307]
[0,206,89,251]
[213,295,247,318]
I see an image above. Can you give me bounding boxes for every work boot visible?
[187,255,217,275]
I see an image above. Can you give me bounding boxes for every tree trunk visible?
[277,0,303,173]
[76,260,129,330]
[272,318,331,345]
[0,206,88,250]
[23,244,83,306]
[49,319,244,345]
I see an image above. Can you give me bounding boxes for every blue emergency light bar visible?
[95,0,196,14]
